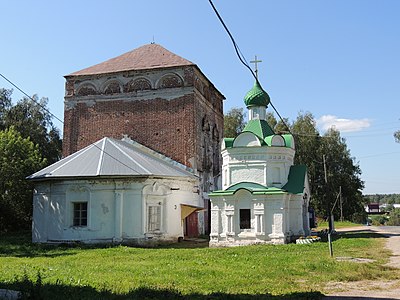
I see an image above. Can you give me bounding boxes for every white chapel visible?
[209,81,311,246]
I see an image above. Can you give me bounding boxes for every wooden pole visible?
[340,186,343,222]
[328,233,333,257]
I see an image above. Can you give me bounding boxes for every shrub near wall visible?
[387,208,400,226]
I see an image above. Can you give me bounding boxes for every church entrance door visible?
[184,212,199,238]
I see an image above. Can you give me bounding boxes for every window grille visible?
[73,202,88,226]
[148,206,161,232]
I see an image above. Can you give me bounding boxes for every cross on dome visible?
[250,55,262,79]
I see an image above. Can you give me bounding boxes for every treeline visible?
[364,194,400,205]
[0,88,62,232]
[224,108,365,222]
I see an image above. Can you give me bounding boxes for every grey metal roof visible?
[27,137,195,180]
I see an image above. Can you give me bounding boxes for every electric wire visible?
[0,73,64,124]
[207,0,292,133]
[0,73,150,176]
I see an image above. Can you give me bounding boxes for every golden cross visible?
[250,55,262,79]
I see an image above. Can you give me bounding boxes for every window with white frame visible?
[147,205,161,232]
[73,202,88,227]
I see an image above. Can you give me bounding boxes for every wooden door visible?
[185,212,199,238]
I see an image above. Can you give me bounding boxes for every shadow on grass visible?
[0,281,324,300]
[0,231,123,258]
[0,231,211,258]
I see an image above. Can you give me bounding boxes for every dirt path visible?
[324,226,400,299]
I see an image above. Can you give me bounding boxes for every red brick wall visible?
[63,94,197,167]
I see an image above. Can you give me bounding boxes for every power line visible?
[207,0,291,133]
[0,73,64,125]
[358,152,400,159]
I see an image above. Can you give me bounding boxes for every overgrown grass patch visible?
[316,220,362,230]
[0,230,399,299]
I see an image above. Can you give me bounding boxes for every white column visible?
[225,210,234,235]
[210,203,220,237]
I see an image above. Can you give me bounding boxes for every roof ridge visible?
[96,138,107,176]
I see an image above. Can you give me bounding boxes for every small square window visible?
[73,202,88,227]
[240,209,251,229]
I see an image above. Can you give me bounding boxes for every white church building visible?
[209,81,311,246]
[28,137,203,244]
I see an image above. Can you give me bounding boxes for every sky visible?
[1,0,399,195]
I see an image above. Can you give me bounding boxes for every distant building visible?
[366,203,380,214]
[209,81,311,246]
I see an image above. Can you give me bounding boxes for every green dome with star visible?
[244,81,270,108]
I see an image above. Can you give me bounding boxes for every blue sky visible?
[1,1,399,194]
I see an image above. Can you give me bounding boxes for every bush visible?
[351,211,367,224]
[369,215,388,226]
[387,208,400,226]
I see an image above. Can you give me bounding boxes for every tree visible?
[1,91,62,164]
[265,112,290,133]
[291,112,364,220]
[0,89,12,129]
[291,112,322,208]
[395,130,400,143]
[0,127,46,232]
[318,128,365,220]
[266,112,277,130]
[224,107,246,138]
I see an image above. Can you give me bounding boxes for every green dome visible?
[244,81,270,108]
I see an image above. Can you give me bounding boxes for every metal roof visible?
[27,137,195,180]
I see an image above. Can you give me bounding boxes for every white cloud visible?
[317,115,371,133]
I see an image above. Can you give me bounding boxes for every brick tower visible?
[63,44,224,235]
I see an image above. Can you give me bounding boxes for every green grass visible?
[0,230,399,299]
[316,220,362,230]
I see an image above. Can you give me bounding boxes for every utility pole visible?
[324,154,334,257]
[340,186,343,222]
[323,155,333,232]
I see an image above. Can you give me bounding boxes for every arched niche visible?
[271,135,285,147]
[157,73,183,89]
[76,83,98,96]
[103,80,122,95]
[124,78,152,92]
[142,181,170,196]
[233,132,261,147]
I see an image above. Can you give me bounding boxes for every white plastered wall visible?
[32,177,200,244]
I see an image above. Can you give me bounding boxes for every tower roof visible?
[67,43,195,76]
[242,119,274,140]
[244,81,270,108]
